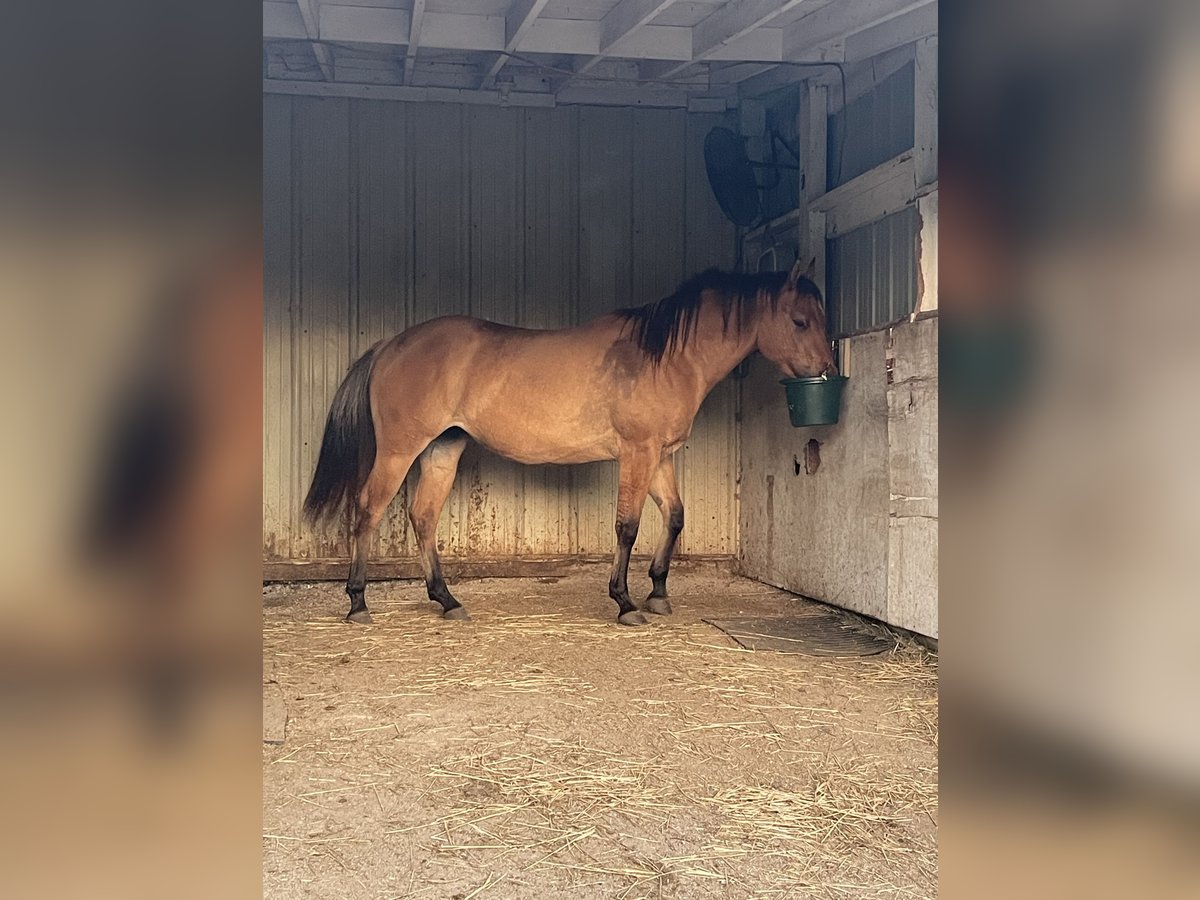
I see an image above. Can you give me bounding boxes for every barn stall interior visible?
[263,1,938,896]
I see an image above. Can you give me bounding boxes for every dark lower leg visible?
[648,506,684,598]
[344,450,420,624]
[609,518,643,624]
[346,530,372,623]
[423,552,466,618]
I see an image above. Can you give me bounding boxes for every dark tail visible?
[302,344,380,525]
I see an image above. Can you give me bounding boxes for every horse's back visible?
[371,313,630,464]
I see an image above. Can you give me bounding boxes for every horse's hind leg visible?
[346,449,420,624]
[644,456,683,616]
[609,447,659,626]
[409,431,470,620]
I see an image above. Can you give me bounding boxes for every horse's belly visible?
[454,335,625,463]
[470,424,615,465]
[460,406,616,465]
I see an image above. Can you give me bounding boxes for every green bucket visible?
[781,374,849,427]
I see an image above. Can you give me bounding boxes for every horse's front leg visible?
[609,448,658,626]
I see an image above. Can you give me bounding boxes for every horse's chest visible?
[663,426,691,454]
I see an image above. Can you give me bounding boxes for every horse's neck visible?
[672,300,759,395]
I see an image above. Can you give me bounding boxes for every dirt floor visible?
[263,565,938,899]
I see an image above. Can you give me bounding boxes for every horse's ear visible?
[787,258,805,287]
[804,257,817,281]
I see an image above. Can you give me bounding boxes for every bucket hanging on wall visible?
[781,374,848,427]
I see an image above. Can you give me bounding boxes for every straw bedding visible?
[263,567,937,899]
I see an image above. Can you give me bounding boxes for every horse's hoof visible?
[617,611,649,627]
[442,606,471,621]
[644,596,673,616]
[346,609,373,625]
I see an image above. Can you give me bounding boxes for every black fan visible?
[703,126,800,229]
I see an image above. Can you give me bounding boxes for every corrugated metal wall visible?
[823,59,919,338]
[264,95,737,564]
[827,204,919,337]
[827,61,914,189]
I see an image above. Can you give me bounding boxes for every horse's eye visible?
[793,318,809,331]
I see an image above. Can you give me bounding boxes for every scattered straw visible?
[264,571,938,899]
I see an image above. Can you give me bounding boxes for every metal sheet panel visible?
[827,203,919,338]
[827,61,914,189]
[263,95,738,563]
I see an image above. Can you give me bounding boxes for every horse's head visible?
[756,259,837,379]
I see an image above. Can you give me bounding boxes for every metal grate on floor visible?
[704,610,895,657]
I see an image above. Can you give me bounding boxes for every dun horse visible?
[304,260,835,626]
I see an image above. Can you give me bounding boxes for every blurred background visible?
[0,1,261,897]
[0,0,1198,896]
[940,0,1200,896]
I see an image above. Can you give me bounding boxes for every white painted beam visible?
[695,0,818,60]
[310,6,413,45]
[913,34,938,190]
[783,0,932,59]
[802,80,828,278]
[264,2,306,40]
[262,76,726,109]
[637,27,791,82]
[844,0,937,62]
[709,62,776,85]
[482,0,553,86]
[575,0,678,76]
[264,5,788,63]
[602,0,679,51]
[731,44,844,98]
[556,84,713,107]
[402,0,427,85]
[805,81,828,202]
[297,0,334,81]
[264,77,556,107]
[810,151,916,237]
[642,0,816,82]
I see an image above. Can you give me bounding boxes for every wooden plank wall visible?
[264,96,738,565]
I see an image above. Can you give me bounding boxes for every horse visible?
[303,259,835,626]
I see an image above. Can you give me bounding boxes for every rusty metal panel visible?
[263,95,738,563]
[263,96,293,563]
[572,105,628,557]
[353,99,415,560]
[294,96,354,562]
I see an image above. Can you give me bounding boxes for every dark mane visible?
[617,269,817,363]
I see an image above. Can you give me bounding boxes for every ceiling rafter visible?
[263,0,938,103]
[641,0,816,82]
[736,0,935,99]
[782,0,932,58]
[296,0,333,81]
[574,0,679,77]
[480,0,554,88]
[264,6,784,63]
[402,0,427,86]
